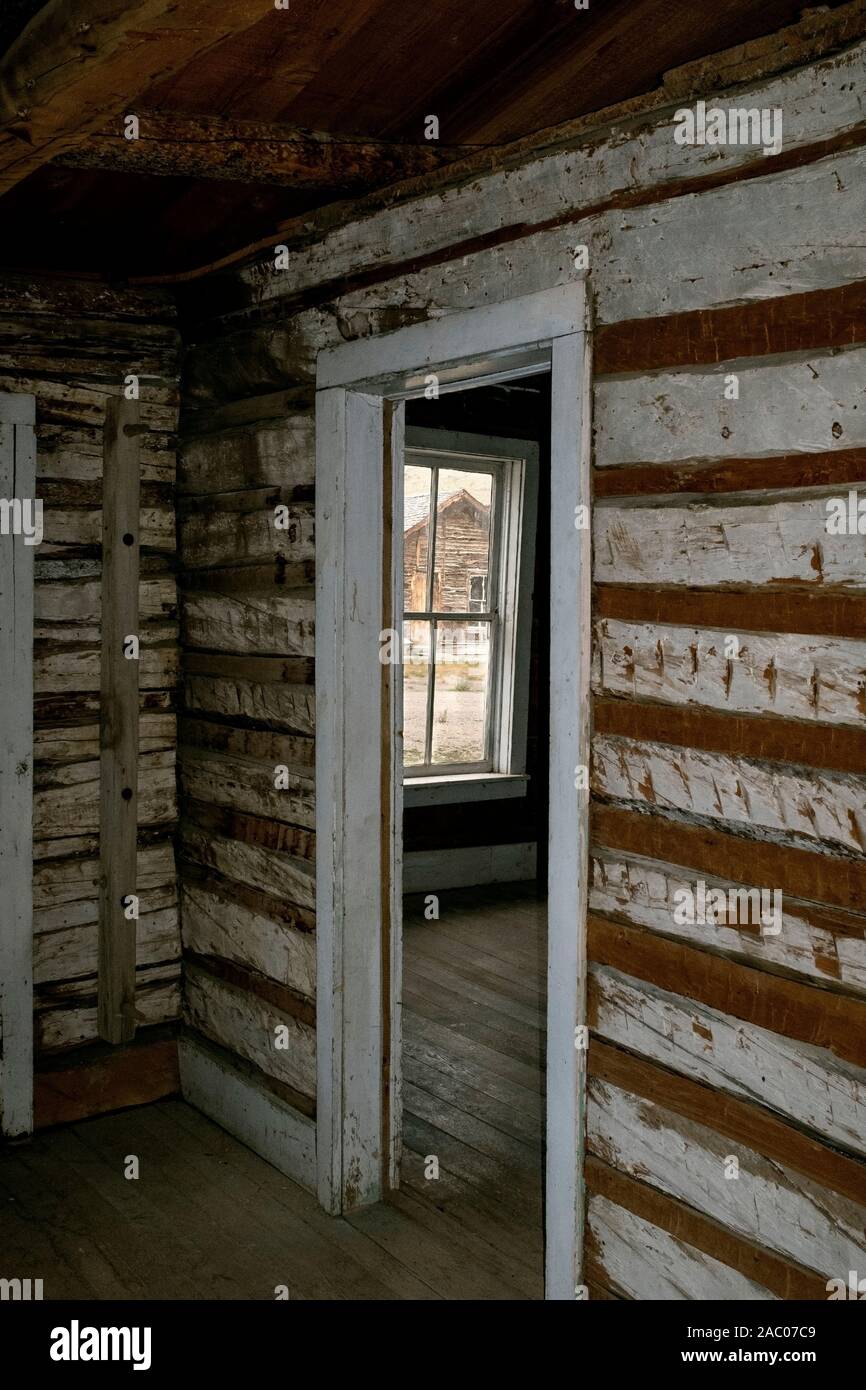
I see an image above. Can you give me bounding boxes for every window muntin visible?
[403,447,518,778]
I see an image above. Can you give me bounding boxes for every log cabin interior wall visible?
[1,2,865,1299]
[0,277,183,1124]
[173,23,866,1294]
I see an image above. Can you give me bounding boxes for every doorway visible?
[399,377,549,1294]
[314,285,591,1299]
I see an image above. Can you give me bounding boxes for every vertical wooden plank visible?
[546,317,592,1300]
[339,389,385,1209]
[315,385,385,1212]
[98,396,140,1045]
[0,392,35,1137]
[385,399,405,1190]
[314,385,345,1214]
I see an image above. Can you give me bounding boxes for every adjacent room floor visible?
[401,881,546,1299]
[0,883,546,1300]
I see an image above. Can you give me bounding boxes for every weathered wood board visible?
[595,349,866,467]
[592,620,866,728]
[0,392,35,1135]
[588,1076,866,1277]
[592,734,866,855]
[184,965,316,1100]
[587,1193,778,1301]
[591,965,866,1159]
[180,878,315,1001]
[594,492,866,589]
[590,850,866,997]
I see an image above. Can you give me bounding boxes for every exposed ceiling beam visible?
[54,111,474,188]
[0,0,271,196]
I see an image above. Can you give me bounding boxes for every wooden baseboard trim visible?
[33,1033,180,1130]
[178,1034,316,1193]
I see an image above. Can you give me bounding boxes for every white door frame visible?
[314,283,591,1299]
[0,391,35,1138]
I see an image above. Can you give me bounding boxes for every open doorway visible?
[398,377,549,1295]
[314,285,591,1300]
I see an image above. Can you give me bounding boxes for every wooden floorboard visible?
[0,883,546,1300]
[397,882,546,1299]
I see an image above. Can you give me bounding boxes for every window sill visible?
[403,772,529,808]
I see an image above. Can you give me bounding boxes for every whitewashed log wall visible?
[176,19,866,1291]
[176,397,317,1122]
[0,276,183,1059]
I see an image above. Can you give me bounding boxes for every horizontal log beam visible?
[0,0,271,196]
[34,1032,178,1127]
[595,280,866,375]
[593,446,866,499]
[590,1039,866,1209]
[588,915,866,1069]
[593,698,866,777]
[594,584,866,640]
[586,1159,827,1301]
[179,859,315,935]
[592,802,866,915]
[185,950,315,1026]
[182,800,314,863]
[57,111,472,188]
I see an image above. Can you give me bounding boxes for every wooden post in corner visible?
[0,392,36,1136]
[98,396,140,1044]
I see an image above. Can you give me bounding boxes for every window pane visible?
[431,468,493,613]
[430,619,491,766]
[403,464,433,612]
[403,623,431,766]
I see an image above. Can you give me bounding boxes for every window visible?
[402,429,538,789]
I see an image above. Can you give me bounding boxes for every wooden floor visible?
[0,883,545,1300]
[400,881,546,1299]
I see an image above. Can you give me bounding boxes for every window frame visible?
[402,426,538,788]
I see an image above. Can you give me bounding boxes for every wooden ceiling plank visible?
[0,0,273,196]
[54,111,473,188]
[140,0,387,122]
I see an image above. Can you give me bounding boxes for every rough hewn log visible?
[178,717,314,770]
[586,1190,780,1301]
[589,1077,866,1277]
[180,822,314,910]
[182,590,314,658]
[179,747,314,830]
[184,962,315,1099]
[593,699,866,776]
[596,349,866,469]
[594,494,866,589]
[58,111,471,187]
[0,0,272,195]
[35,972,181,1054]
[593,620,866,731]
[595,282,866,375]
[588,916,866,1070]
[178,419,313,494]
[593,734,866,856]
[180,502,314,570]
[589,965,866,1158]
[180,876,315,1000]
[586,1172,824,1301]
[590,852,866,997]
[595,585,866,641]
[591,804,866,914]
[590,1040,866,1207]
